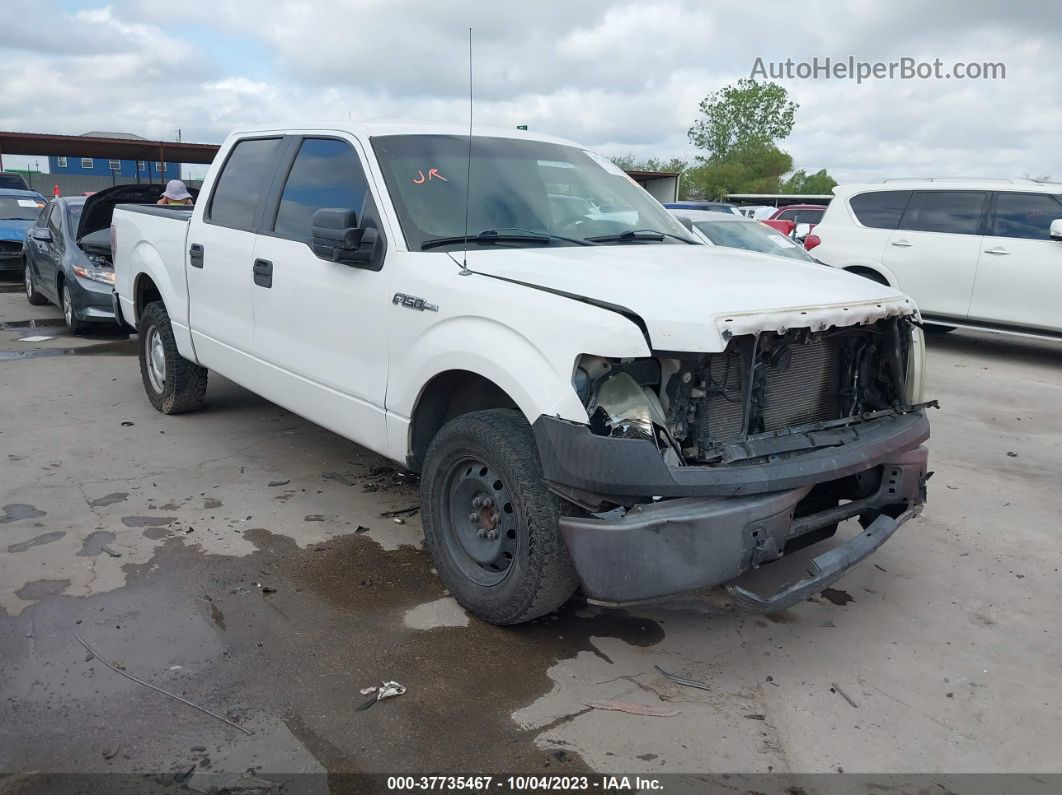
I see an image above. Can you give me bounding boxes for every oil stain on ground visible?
[1,504,47,524]
[7,531,64,553]
[1,528,666,779]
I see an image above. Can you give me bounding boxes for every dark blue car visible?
[0,188,48,274]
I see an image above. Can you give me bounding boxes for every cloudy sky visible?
[1,0,1059,183]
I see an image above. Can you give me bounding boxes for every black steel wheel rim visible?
[442,456,518,586]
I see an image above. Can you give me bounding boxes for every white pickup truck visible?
[112,122,932,624]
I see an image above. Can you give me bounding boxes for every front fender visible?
[388,315,588,425]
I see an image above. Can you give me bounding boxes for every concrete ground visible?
[1,281,1060,788]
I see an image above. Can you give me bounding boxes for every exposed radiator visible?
[759,337,843,431]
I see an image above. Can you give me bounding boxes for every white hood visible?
[461,244,917,352]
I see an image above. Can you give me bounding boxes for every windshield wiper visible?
[421,228,594,251]
[586,229,696,244]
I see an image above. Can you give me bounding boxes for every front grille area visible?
[0,240,23,255]
[660,321,906,464]
[758,337,843,432]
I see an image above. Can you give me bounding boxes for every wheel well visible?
[408,371,520,471]
[844,266,890,286]
[134,274,163,323]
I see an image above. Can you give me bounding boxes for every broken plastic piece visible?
[358,680,407,709]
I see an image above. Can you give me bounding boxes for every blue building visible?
[47,132,180,180]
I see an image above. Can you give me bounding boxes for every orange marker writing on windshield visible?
[413,168,447,184]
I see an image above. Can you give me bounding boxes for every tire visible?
[24,261,47,305]
[421,409,579,625]
[138,301,208,414]
[61,280,90,335]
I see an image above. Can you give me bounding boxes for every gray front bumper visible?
[558,445,927,607]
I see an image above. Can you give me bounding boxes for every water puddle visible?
[0,339,136,361]
[0,504,47,524]
[7,531,65,553]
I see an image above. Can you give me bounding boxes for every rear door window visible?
[991,192,1062,240]
[849,191,912,229]
[207,137,283,230]
[901,191,987,235]
[272,138,370,245]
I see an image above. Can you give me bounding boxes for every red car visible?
[767,204,827,226]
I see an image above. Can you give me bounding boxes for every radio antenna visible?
[460,26,473,275]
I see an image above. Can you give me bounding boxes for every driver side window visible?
[273,138,370,246]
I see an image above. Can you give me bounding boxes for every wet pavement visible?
[1,286,1061,786]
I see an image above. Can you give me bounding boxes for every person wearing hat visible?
[158,179,194,206]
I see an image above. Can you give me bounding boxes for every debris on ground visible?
[358,680,407,710]
[76,635,251,735]
[654,665,711,692]
[1006,451,1018,457]
[267,480,290,487]
[101,546,122,558]
[381,504,420,518]
[254,583,277,595]
[582,699,679,717]
[102,747,120,760]
[393,517,405,524]
[830,682,859,708]
[323,472,355,486]
[19,335,55,342]
[743,713,766,720]
[120,421,135,427]
[355,525,370,534]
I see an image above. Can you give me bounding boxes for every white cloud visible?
[1,0,1059,184]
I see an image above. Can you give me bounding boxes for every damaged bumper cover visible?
[534,412,929,607]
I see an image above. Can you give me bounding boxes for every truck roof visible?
[227,120,583,149]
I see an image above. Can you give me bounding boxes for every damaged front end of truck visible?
[533,312,934,612]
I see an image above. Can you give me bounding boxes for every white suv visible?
[808,179,1062,337]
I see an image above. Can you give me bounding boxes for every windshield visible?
[372,135,693,250]
[0,196,46,221]
[693,219,816,262]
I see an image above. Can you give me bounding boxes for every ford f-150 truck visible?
[112,122,932,625]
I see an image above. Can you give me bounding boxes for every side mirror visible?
[1050,219,1062,241]
[31,228,52,242]
[675,215,694,232]
[311,208,379,267]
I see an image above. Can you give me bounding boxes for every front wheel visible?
[62,282,90,335]
[421,409,579,625]
[138,302,208,414]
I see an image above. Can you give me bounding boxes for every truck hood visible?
[460,244,916,352]
[0,219,33,242]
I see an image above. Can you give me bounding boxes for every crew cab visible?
[112,122,932,625]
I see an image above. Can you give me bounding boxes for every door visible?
[249,135,391,453]
[30,203,63,301]
[882,190,988,319]
[186,136,284,368]
[969,191,1062,333]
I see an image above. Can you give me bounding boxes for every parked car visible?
[808,179,1062,336]
[669,209,820,263]
[0,172,31,191]
[739,204,776,219]
[768,203,827,226]
[0,188,47,274]
[663,201,743,216]
[23,184,183,333]
[113,122,931,625]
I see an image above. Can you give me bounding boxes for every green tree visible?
[781,168,838,195]
[685,142,793,200]
[688,79,798,159]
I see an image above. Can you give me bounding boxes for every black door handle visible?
[189,243,204,268]
[252,258,273,288]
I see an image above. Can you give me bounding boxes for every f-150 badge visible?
[392,293,438,312]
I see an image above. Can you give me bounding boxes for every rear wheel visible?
[138,301,208,414]
[62,282,89,335]
[24,262,47,305]
[421,409,579,625]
